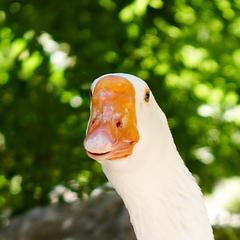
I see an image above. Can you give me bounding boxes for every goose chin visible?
[86,142,136,161]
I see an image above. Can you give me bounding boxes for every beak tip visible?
[84,131,113,154]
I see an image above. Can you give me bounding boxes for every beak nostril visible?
[116,121,122,128]
[91,119,96,125]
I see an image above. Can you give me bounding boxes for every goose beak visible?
[84,75,139,160]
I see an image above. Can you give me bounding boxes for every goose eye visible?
[144,90,150,102]
[89,90,92,98]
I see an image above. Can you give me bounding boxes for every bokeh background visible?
[0,0,240,239]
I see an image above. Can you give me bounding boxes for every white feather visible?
[91,73,214,240]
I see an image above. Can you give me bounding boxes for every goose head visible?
[84,73,170,169]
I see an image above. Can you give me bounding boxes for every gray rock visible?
[0,191,136,240]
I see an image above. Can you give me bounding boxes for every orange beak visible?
[84,75,139,160]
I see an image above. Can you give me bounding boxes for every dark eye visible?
[89,90,92,98]
[144,90,150,102]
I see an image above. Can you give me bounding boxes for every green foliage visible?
[0,0,240,238]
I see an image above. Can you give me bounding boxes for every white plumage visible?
[84,73,214,240]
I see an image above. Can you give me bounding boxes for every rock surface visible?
[0,191,136,240]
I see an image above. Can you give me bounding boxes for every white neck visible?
[95,74,214,240]
[101,128,214,240]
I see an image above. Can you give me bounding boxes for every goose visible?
[83,73,214,240]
